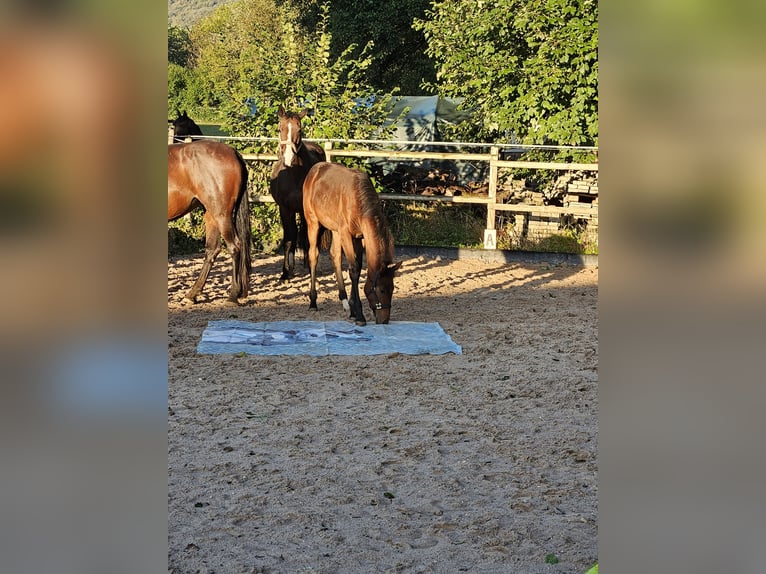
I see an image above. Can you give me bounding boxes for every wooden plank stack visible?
[497,171,599,241]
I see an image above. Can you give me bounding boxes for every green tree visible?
[414,0,598,146]
[282,0,435,94]
[190,0,398,144]
[168,25,193,67]
[168,23,220,120]
[189,0,286,126]
[168,63,213,120]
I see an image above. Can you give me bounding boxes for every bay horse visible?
[168,140,252,303]
[303,162,401,325]
[269,106,326,281]
[170,110,203,142]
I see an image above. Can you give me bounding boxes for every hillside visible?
[168,0,237,28]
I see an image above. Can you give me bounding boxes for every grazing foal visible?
[303,162,401,325]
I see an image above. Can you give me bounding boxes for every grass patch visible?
[383,200,485,248]
[198,123,229,137]
[504,228,598,255]
[167,202,283,257]
[167,227,204,255]
[168,211,205,255]
[381,199,597,254]
[167,192,597,257]
[496,213,598,254]
[544,553,560,564]
[249,202,282,254]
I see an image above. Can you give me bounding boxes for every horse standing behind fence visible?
[303,162,401,325]
[168,140,252,303]
[269,106,326,281]
[170,110,203,142]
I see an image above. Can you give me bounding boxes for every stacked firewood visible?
[379,165,470,196]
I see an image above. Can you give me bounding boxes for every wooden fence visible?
[169,127,598,249]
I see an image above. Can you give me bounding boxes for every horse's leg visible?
[279,207,297,281]
[352,237,364,319]
[298,210,310,269]
[329,231,350,313]
[340,234,365,326]
[216,215,243,303]
[186,212,221,302]
[349,236,366,322]
[306,220,321,311]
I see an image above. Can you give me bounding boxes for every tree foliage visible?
[168,25,193,67]
[168,0,598,147]
[414,0,598,146]
[168,24,221,120]
[183,0,397,145]
[188,0,286,123]
[168,64,214,120]
[286,0,435,94]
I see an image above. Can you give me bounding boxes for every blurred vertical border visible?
[0,1,167,573]
[601,1,766,573]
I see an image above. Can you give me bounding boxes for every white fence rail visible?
[169,128,598,249]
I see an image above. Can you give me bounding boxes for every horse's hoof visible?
[184,294,198,303]
[354,319,367,327]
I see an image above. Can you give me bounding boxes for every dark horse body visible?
[269,106,325,281]
[170,111,203,142]
[168,140,252,303]
[303,162,401,325]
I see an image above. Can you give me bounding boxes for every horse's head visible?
[172,110,203,142]
[278,105,308,167]
[365,262,402,324]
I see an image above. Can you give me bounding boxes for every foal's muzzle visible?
[371,301,391,324]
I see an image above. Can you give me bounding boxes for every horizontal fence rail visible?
[169,128,598,249]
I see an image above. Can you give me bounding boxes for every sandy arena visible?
[168,250,598,573]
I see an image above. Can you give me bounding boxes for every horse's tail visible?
[318,225,331,251]
[233,151,252,298]
[297,209,309,258]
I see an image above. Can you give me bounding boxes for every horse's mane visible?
[354,170,394,263]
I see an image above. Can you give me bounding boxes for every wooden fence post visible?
[168,124,175,144]
[484,146,499,249]
[323,141,334,163]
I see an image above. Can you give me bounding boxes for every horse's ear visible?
[299,108,309,119]
[278,105,286,117]
[387,262,402,275]
[181,110,188,118]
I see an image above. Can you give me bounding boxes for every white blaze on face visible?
[283,123,295,167]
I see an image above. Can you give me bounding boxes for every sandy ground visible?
[168,250,598,573]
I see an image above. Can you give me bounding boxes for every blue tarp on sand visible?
[197,320,462,356]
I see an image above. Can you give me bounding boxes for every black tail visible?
[232,152,252,298]
[297,210,309,256]
[318,225,331,251]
